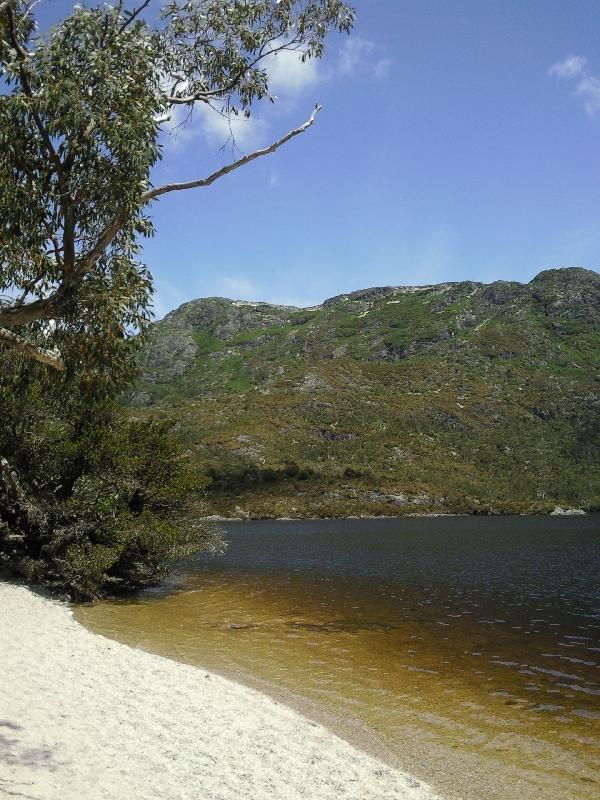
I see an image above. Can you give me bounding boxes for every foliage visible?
[0,353,223,599]
[161,0,354,112]
[0,0,354,596]
[0,0,354,373]
[0,0,160,379]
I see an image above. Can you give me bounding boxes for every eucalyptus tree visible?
[0,0,354,380]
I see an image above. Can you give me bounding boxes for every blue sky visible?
[40,1,600,315]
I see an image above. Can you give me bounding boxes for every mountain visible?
[131,267,600,517]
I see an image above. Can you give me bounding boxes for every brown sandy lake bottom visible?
[75,516,600,800]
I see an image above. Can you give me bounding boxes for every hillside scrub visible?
[132,268,600,518]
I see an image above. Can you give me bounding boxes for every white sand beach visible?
[0,583,443,800]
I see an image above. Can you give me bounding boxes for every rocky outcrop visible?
[528,267,600,319]
[139,321,197,380]
[483,280,522,305]
[139,267,600,382]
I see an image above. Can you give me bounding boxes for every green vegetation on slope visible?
[131,268,600,518]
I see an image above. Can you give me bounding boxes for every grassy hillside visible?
[130,267,600,517]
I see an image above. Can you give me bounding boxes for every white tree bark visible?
[0,327,65,371]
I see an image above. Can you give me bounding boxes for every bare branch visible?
[118,0,152,35]
[143,105,322,201]
[0,105,320,333]
[0,105,320,332]
[0,326,65,371]
[0,104,321,334]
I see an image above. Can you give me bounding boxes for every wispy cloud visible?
[575,76,600,115]
[264,44,320,94]
[373,57,393,80]
[161,43,319,152]
[549,54,600,115]
[220,276,260,300]
[196,104,267,148]
[337,37,392,80]
[163,102,267,151]
[401,225,457,287]
[549,55,587,79]
[217,275,322,307]
[338,37,374,75]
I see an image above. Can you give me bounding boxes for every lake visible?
[75,515,600,800]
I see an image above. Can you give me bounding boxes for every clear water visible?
[76,515,600,800]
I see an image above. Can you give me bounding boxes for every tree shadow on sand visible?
[0,719,56,800]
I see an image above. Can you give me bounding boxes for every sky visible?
[39,1,600,316]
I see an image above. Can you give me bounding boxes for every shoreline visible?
[203,507,589,522]
[0,581,443,800]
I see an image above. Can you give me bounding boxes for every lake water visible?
[75,515,600,800]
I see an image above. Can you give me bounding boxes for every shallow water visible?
[76,515,600,800]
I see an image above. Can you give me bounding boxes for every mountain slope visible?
[131,267,600,517]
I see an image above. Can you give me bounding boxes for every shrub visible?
[0,355,223,599]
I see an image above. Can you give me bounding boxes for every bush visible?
[0,355,223,599]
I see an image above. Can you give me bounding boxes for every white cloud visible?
[160,42,319,152]
[196,104,266,148]
[264,45,319,93]
[163,102,267,151]
[549,53,600,115]
[337,37,392,80]
[549,55,587,79]
[159,34,390,155]
[338,37,375,75]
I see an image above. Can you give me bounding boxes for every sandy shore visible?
[1,583,443,800]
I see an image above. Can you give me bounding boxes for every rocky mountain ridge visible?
[132,267,600,517]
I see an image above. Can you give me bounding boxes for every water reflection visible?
[76,515,600,800]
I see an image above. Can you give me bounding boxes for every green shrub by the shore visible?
[0,356,222,599]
